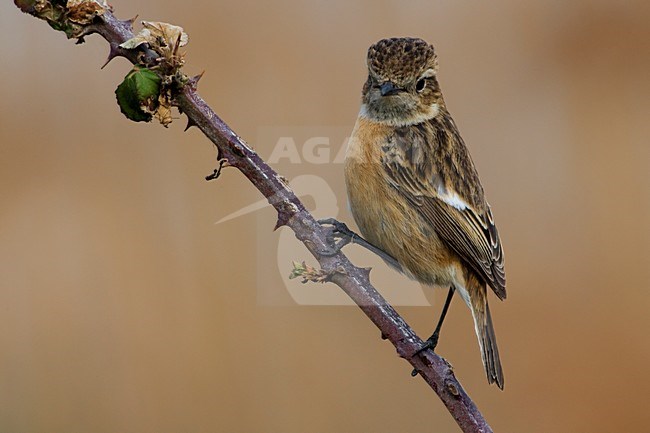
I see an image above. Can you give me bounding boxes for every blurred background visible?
[1,1,649,432]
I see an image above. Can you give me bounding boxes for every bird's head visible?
[361,37,443,126]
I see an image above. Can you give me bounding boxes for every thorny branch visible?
[14,2,494,432]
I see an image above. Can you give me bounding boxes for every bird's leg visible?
[411,287,455,376]
[317,218,402,271]
[424,286,455,350]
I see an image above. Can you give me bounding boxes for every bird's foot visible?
[317,219,403,272]
[317,218,357,256]
[410,332,440,377]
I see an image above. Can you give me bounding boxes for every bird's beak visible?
[380,81,403,96]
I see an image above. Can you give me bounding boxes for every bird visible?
[343,37,506,388]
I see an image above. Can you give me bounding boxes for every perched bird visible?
[344,37,506,388]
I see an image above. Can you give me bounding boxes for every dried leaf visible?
[120,21,188,66]
[34,0,63,22]
[66,0,107,25]
[141,21,188,49]
[118,29,151,50]
[14,0,38,13]
[154,91,173,127]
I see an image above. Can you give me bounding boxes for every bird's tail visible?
[464,277,504,389]
[476,303,504,389]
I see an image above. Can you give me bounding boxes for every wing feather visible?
[382,116,506,299]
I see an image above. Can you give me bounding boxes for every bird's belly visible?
[344,158,458,287]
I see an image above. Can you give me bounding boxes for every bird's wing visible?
[381,120,506,299]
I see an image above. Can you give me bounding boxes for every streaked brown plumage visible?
[345,37,506,388]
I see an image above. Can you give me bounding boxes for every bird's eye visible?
[416,78,426,92]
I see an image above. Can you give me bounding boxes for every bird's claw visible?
[318,218,355,238]
[410,333,440,377]
[415,333,440,356]
[318,218,356,256]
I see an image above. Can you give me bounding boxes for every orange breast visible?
[344,117,458,286]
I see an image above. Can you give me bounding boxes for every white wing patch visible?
[437,185,469,210]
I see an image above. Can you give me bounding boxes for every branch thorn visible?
[184,116,198,131]
[101,43,121,69]
[359,266,372,280]
[188,71,205,89]
[119,15,138,32]
[274,209,293,231]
